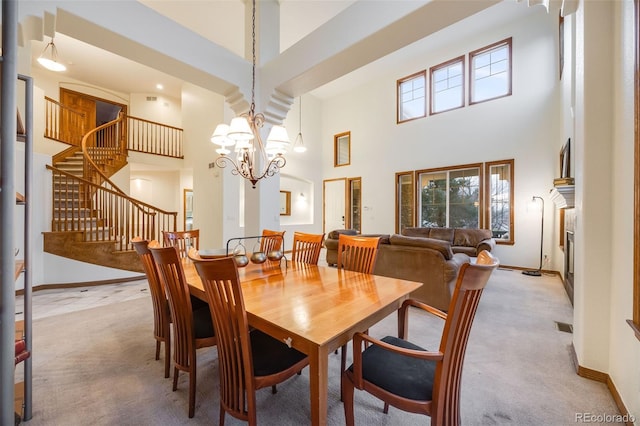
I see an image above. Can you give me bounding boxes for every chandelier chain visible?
[250,0,256,115]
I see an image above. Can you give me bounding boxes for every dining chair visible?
[163,229,200,259]
[192,256,309,426]
[260,229,285,262]
[337,234,380,274]
[336,234,381,378]
[341,250,499,426]
[290,232,325,265]
[149,244,217,418]
[131,237,172,378]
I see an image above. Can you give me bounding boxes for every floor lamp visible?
[523,196,544,276]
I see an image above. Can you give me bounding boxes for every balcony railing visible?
[44,97,184,159]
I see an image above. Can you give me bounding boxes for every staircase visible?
[43,112,179,273]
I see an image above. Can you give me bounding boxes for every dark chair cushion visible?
[190,294,209,310]
[250,329,307,377]
[349,335,436,401]
[192,306,215,339]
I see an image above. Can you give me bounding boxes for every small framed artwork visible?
[560,138,571,178]
[334,131,351,167]
[280,191,291,216]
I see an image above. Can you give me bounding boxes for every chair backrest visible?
[163,230,200,258]
[337,234,380,274]
[149,245,196,367]
[260,229,285,253]
[193,257,257,419]
[291,232,325,265]
[132,238,169,339]
[433,250,499,424]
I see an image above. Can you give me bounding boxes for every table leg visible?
[309,345,329,426]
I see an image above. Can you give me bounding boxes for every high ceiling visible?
[28,1,540,101]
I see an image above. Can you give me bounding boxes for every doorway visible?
[60,88,127,141]
[323,177,362,233]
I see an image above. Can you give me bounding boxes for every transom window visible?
[470,38,512,104]
[397,71,426,123]
[430,56,464,114]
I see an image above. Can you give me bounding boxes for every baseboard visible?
[570,343,634,426]
[495,264,561,278]
[15,275,146,296]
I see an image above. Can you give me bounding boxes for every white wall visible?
[319,8,559,268]
[603,0,639,418]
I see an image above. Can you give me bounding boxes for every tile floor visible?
[15,250,329,322]
[15,279,151,322]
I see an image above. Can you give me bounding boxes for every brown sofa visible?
[401,227,496,256]
[323,229,475,310]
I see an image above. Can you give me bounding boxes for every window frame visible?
[415,163,484,229]
[397,70,427,124]
[395,171,416,233]
[430,55,465,115]
[484,159,514,245]
[334,131,351,167]
[469,37,513,105]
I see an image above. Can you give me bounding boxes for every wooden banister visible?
[46,165,177,250]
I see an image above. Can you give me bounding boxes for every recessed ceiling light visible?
[156,84,163,90]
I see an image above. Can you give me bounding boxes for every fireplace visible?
[565,231,574,305]
[564,209,575,305]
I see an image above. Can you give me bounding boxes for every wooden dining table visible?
[183,258,422,426]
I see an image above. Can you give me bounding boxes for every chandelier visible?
[211,0,290,188]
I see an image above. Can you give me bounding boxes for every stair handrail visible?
[46,165,177,248]
[44,96,86,146]
[81,112,129,191]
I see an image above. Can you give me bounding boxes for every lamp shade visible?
[37,39,66,72]
[266,125,291,155]
[211,124,234,147]
[293,132,307,153]
[228,117,254,141]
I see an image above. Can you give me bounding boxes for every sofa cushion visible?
[401,227,431,239]
[402,227,454,244]
[429,228,454,243]
[453,228,492,247]
[389,234,453,260]
[452,246,477,257]
[328,229,358,239]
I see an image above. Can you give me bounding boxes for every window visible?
[395,171,415,233]
[417,165,481,228]
[334,131,350,167]
[397,71,426,123]
[395,160,514,239]
[485,160,514,244]
[470,38,512,104]
[430,56,464,114]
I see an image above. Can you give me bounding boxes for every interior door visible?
[60,88,96,146]
[323,178,346,233]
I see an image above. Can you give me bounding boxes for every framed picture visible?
[560,138,571,178]
[280,191,291,216]
[334,131,351,167]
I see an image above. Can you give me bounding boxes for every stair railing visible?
[127,115,183,158]
[46,166,177,250]
[44,96,184,159]
[44,96,86,146]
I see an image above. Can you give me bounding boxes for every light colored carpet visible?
[21,268,620,425]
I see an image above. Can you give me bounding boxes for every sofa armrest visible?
[477,238,496,253]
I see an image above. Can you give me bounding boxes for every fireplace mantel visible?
[550,184,575,209]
